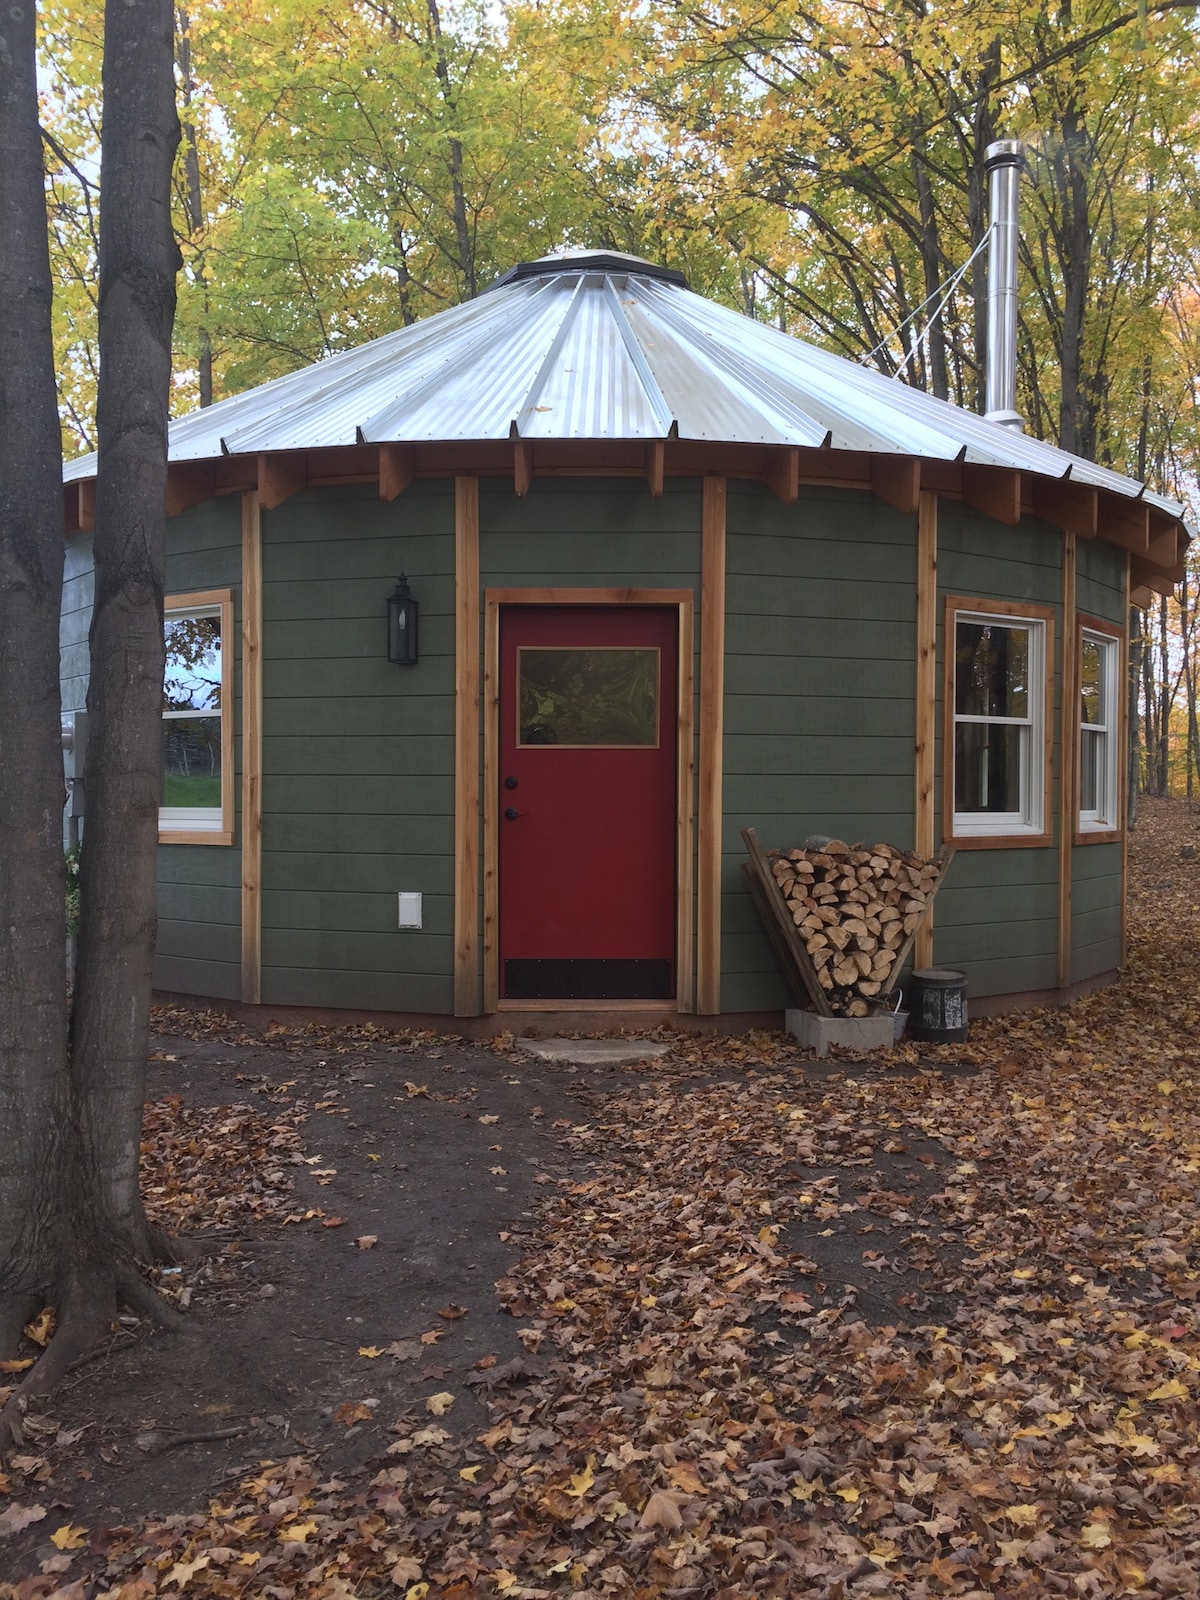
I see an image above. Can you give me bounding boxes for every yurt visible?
[60,248,1187,1029]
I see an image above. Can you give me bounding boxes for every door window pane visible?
[518,648,659,747]
[955,721,1025,814]
[955,622,1029,719]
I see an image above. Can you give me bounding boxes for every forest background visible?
[40,0,1200,802]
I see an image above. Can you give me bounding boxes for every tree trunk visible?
[0,0,73,1353]
[1127,604,1141,828]
[73,0,182,1252]
[426,0,474,298]
[177,5,213,406]
[1157,596,1171,794]
[0,0,183,1441]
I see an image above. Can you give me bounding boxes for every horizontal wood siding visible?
[258,482,456,1014]
[1076,537,1127,626]
[157,498,243,996]
[723,485,916,1012]
[934,508,1063,996]
[61,534,94,715]
[1071,839,1122,982]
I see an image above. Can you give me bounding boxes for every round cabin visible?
[60,251,1187,1030]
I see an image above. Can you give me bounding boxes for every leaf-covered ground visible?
[3,798,1200,1597]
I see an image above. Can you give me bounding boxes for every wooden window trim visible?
[481,587,695,1015]
[159,586,235,847]
[942,594,1055,850]
[1074,611,1125,847]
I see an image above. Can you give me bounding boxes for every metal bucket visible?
[907,968,968,1043]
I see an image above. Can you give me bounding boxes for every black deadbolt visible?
[504,807,520,821]
[504,775,518,790]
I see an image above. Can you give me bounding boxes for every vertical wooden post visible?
[240,490,263,1005]
[1058,530,1077,990]
[697,476,727,1015]
[454,476,481,1016]
[914,490,937,971]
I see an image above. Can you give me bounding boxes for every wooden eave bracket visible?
[257,451,308,511]
[961,463,1021,525]
[167,461,217,517]
[870,454,920,515]
[63,479,95,535]
[1031,476,1098,538]
[379,441,415,501]
[1098,493,1149,554]
[765,446,799,504]
[513,437,533,498]
[1146,511,1182,568]
[1131,556,1178,597]
[646,440,665,498]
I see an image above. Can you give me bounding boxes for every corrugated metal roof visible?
[62,249,1184,519]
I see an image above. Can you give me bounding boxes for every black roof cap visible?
[488,249,690,293]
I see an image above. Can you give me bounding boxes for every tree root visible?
[0,1265,191,1450]
[0,1293,42,1362]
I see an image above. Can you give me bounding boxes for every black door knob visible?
[504,775,518,790]
[504,807,520,820]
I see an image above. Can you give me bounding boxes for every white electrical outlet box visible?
[397,892,423,929]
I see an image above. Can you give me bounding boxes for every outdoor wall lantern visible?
[387,574,419,665]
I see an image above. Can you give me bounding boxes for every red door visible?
[498,606,677,1000]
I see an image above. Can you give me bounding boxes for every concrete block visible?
[517,1037,673,1067]
[785,1009,895,1059]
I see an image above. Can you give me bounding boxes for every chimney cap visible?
[984,138,1025,171]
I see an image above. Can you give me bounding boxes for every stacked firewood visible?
[769,839,940,1016]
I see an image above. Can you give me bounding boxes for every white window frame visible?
[946,598,1053,845]
[1078,619,1121,836]
[160,588,234,846]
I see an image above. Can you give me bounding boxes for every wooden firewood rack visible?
[741,827,955,1016]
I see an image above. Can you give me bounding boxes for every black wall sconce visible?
[387,574,419,665]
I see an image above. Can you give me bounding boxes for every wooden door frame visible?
[482,588,695,1014]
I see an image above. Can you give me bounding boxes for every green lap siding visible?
[1077,538,1128,626]
[259,481,455,1013]
[1071,840,1122,982]
[722,485,917,1011]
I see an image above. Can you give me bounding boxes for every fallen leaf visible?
[566,1459,595,1497]
[333,1402,372,1426]
[0,1503,47,1536]
[425,1391,455,1415]
[358,1345,385,1358]
[0,1359,34,1374]
[23,1308,55,1347]
[436,1303,467,1320]
[322,1216,347,1228]
[390,1556,422,1585]
[355,1234,378,1250]
[478,1115,500,1125]
[639,1490,686,1531]
[164,1554,210,1588]
[419,1329,444,1345]
[49,1525,87,1551]
[278,1520,318,1543]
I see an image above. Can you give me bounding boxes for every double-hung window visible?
[160,589,234,844]
[947,599,1052,843]
[1078,619,1121,836]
